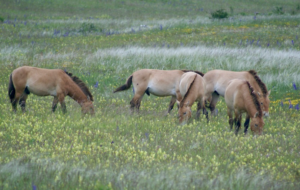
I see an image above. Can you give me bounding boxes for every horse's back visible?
[204,70,249,96]
[132,69,184,96]
[180,72,205,99]
[12,66,66,96]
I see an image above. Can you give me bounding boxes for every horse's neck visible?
[66,82,88,104]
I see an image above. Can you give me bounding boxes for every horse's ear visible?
[256,92,261,97]
[185,101,189,107]
[254,112,258,118]
[268,90,271,96]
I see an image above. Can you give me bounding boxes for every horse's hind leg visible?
[52,96,59,112]
[209,92,219,116]
[167,96,177,114]
[243,115,250,134]
[19,92,28,113]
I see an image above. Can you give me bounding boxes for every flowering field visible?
[1,1,300,189]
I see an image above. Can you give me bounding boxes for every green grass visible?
[1,0,300,189]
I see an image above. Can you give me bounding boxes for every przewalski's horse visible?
[204,69,270,117]
[178,72,208,125]
[8,66,95,115]
[113,69,204,113]
[225,79,265,135]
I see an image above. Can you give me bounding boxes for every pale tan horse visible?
[225,79,265,135]
[178,72,208,124]
[113,69,204,113]
[204,69,270,117]
[8,66,95,115]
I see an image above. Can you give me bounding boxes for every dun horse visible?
[8,66,95,115]
[225,79,265,135]
[178,72,208,125]
[204,69,270,117]
[113,69,204,113]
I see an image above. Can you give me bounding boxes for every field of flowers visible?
[1,0,300,189]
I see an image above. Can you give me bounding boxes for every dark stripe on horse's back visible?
[248,70,268,97]
[182,70,205,77]
[64,71,94,101]
[8,74,15,103]
[245,81,263,118]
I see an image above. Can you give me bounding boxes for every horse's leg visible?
[167,96,177,114]
[52,96,59,112]
[244,114,250,135]
[57,94,66,113]
[19,92,28,113]
[209,92,219,116]
[227,108,233,130]
[11,90,24,112]
[198,99,209,123]
[234,112,242,135]
[130,93,144,114]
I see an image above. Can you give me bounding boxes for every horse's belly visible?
[27,85,57,96]
[148,87,175,97]
[214,83,227,97]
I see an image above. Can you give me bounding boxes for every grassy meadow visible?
[1,0,300,189]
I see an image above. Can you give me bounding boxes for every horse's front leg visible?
[52,96,59,112]
[234,111,242,135]
[243,114,250,135]
[167,96,177,114]
[57,94,66,114]
[227,108,233,130]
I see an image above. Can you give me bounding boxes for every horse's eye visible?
[261,102,263,105]
[255,124,258,127]
[183,112,187,115]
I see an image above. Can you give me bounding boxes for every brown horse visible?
[113,69,204,113]
[8,66,95,115]
[178,72,208,124]
[225,79,265,135]
[203,69,270,117]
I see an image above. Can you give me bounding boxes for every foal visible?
[204,69,270,117]
[178,72,208,124]
[225,79,264,135]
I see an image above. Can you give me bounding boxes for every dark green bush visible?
[211,9,228,19]
[78,23,100,34]
[273,6,284,15]
[0,16,4,23]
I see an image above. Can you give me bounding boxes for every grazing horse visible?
[113,69,204,113]
[8,66,95,115]
[203,69,270,117]
[178,72,208,125]
[225,79,265,135]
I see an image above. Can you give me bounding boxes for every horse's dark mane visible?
[248,70,268,97]
[65,71,94,101]
[182,70,204,77]
[180,74,197,108]
[245,81,262,118]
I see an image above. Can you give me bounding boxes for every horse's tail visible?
[113,75,133,93]
[8,74,15,103]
